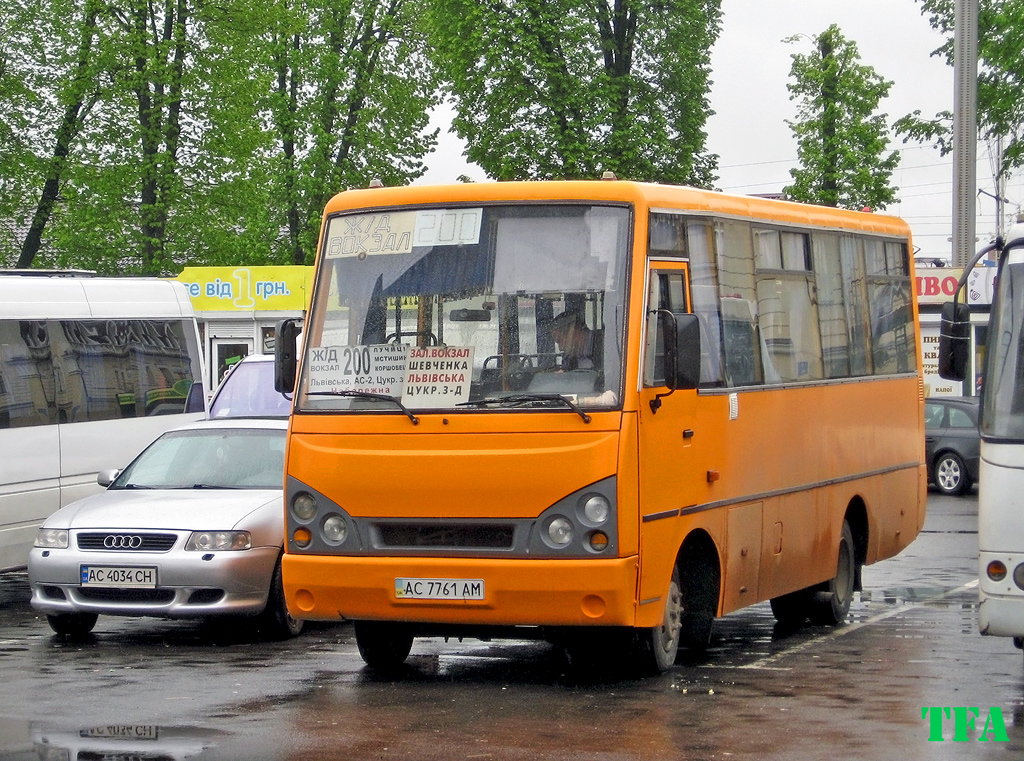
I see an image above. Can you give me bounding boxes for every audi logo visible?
[103,535,143,549]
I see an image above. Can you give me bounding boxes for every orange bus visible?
[274,179,925,673]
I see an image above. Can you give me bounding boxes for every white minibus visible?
[940,219,1024,658]
[0,273,207,571]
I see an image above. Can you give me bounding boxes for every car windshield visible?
[210,360,292,418]
[111,428,285,490]
[296,203,630,413]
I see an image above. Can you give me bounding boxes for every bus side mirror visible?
[275,318,300,393]
[660,311,700,391]
[671,313,701,390]
[938,301,970,382]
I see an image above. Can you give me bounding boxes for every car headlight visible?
[185,531,252,551]
[34,529,69,549]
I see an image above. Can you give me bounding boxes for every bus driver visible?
[550,308,594,371]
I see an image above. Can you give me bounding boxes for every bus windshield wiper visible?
[458,394,591,423]
[307,389,419,424]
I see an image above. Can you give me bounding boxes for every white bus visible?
[940,219,1024,657]
[0,273,208,571]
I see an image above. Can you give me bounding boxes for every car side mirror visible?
[938,301,970,382]
[275,318,300,393]
[97,469,120,487]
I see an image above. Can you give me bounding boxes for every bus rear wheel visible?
[354,621,414,670]
[809,521,856,625]
[769,588,812,627]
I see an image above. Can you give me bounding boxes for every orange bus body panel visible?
[284,554,639,627]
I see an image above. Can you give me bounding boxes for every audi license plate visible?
[81,566,157,588]
[395,577,484,600]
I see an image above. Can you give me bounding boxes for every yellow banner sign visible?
[173,266,314,312]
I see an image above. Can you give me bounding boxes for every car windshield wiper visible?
[458,394,591,423]
[307,389,419,424]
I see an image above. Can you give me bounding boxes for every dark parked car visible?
[925,396,981,496]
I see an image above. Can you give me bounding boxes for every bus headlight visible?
[581,495,611,525]
[186,531,251,551]
[292,492,317,522]
[322,515,348,544]
[547,517,573,547]
[34,529,69,549]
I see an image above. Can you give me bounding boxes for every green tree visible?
[784,25,899,210]
[1,0,439,274]
[266,0,440,265]
[0,0,105,268]
[424,0,721,185]
[896,1,1024,172]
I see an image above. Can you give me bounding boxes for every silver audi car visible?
[27,418,302,640]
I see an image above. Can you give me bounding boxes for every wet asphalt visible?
[0,488,1018,760]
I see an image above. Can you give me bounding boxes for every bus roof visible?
[322,180,912,239]
[0,275,195,319]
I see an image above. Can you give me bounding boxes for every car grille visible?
[76,533,178,552]
[77,587,175,604]
[374,523,514,549]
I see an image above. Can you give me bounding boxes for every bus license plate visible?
[81,566,157,588]
[395,578,484,600]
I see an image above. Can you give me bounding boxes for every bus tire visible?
[769,588,812,627]
[354,621,414,670]
[46,612,97,638]
[809,521,855,626]
[634,566,682,674]
[258,559,304,641]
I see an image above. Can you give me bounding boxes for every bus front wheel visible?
[354,621,414,670]
[634,567,682,674]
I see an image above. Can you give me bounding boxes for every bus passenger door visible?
[637,262,704,605]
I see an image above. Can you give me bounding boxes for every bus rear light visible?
[589,531,609,551]
[988,560,1008,582]
[293,527,312,548]
[1014,564,1024,591]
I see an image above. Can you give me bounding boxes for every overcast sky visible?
[419,0,1017,262]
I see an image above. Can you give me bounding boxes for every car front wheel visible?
[258,558,304,640]
[935,452,969,496]
[46,612,97,638]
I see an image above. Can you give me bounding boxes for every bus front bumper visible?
[282,554,642,628]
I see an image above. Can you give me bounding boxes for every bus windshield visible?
[296,204,631,413]
[982,250,1024,440]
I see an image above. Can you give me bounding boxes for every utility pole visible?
[952,0,979,267]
